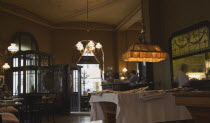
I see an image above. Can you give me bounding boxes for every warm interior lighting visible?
[76,42,84,51]
[76,40,102,53]
[87,41,95,51]
[122,68,128,73]
[122,42,168,62]
[122,0,168,63]
[120,76,125,80]
[8,43,18,53]
[96,43,102,49]
[2,63,10,70]
[187,72,205,80]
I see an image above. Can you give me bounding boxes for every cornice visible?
[0,1,140,31]
[0,2,115,31]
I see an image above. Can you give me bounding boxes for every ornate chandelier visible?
[75,40,104,79]
[76,40,102,53]
[122,1,168,62]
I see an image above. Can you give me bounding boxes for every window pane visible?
[78,64,102,94]
[13,72,18,96]
[26,70,35,93]
[21,35,32,51]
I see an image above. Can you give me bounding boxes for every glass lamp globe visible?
[8,43,18,53]
[76,42,84,51]
[88,41,95,51]
[2,63,10,70]
[122,68,128,73]
[96,43,102,49]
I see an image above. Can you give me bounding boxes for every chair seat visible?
[0,106,19,113]
[0,113,19,123]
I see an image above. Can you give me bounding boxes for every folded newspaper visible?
[139,91,167,101]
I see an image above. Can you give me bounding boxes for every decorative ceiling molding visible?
[0,1,140,31]
[0,2,53,28]
[115,4,141,31]
[55,0,115,24]
[0,2,114,31]
[53,22,114,31]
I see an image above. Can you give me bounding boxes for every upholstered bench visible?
[0,113,19,123]
[0,106,18,114]
[0,106,19,119]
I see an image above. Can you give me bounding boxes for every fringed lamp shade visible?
[122,42,168,62]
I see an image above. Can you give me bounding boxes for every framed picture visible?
[0,75,4,87]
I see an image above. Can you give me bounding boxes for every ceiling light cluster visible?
[76,40,102,53]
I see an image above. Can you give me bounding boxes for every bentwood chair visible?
[20,94,42,123]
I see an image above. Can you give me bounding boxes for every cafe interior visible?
[0,0,210,123]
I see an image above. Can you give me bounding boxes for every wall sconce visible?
[0,42,18,73]
[8,43,18,54]
[2,63,10,70]
[120,76,125,80]
[122,68,128,73]
[122,67,128,79]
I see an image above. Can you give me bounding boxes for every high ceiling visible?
[1,0,141,27]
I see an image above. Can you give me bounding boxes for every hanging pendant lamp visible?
[122,42,168,62]
[122,1,168,62]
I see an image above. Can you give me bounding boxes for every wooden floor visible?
[41,114,194,123]
[42,114,102,123]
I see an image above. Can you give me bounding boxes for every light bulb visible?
[88,41,95,51]
[88,41,95,47]
[77,46,84,51]
[8,43,18,53]
[96,43,102,49]
[120,77,125,80]
[76,42,84,51]
[2,63,10,70]
[122,68,128,73]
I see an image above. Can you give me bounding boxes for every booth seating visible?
[0,113,19,123]
[0,106,19,114]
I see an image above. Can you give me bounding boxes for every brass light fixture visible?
[122,42,168,62]
[122,1,168,62]
[0,42,18,71]
[8,43,18,53]
[2,63,10,70]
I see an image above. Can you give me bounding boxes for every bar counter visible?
[174,91,210,123]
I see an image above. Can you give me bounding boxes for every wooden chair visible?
[40,94,56,123]
[20,94,42,123]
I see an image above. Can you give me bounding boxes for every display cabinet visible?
[11,50,53,95]
[9,50,82,112]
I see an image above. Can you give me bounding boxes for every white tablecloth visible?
[90,93,192,123]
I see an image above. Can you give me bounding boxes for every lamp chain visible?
[139,0,145,43]
[86,0,90,32]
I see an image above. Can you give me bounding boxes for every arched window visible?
[12,32,39,51]
[11,32,52,95]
